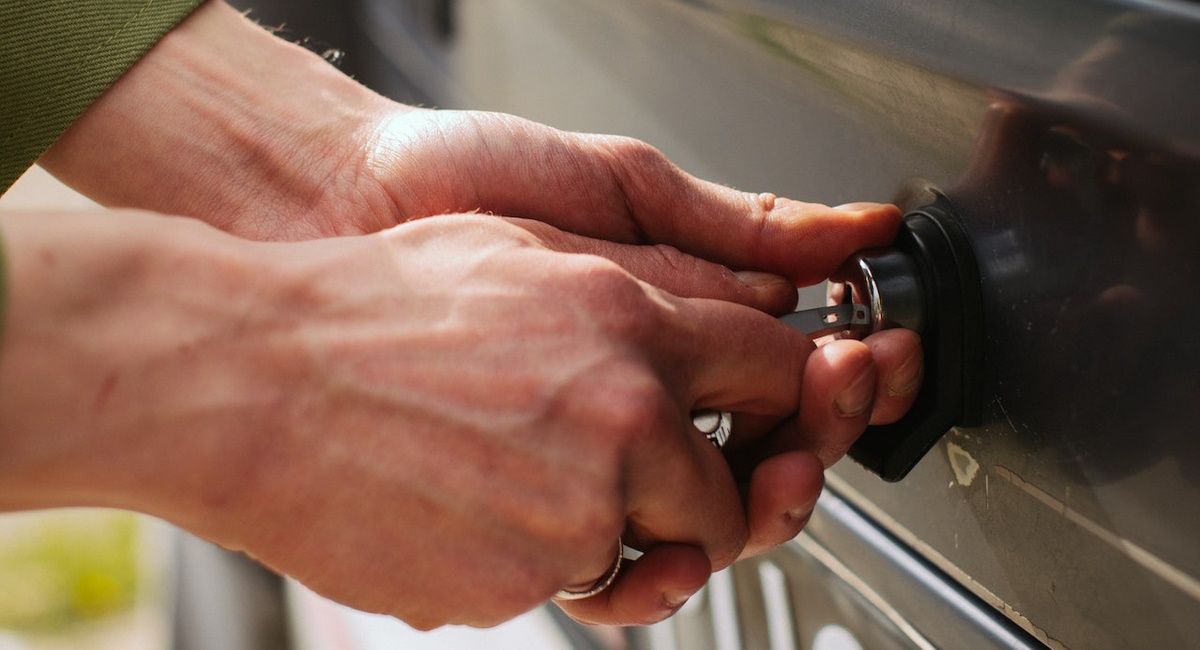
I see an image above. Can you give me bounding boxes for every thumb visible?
[574,133,903,284]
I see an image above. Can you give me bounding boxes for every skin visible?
[1,0,922,630]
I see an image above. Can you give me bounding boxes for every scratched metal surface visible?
[353,0,1200,648]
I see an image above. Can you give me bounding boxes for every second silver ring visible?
[692,410,733,448]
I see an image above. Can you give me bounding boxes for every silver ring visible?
[554,537,624,600]
[692,409,733,448]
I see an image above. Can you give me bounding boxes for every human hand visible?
[42,2,897,287]
[31,0,926,625]
[39,0,922,428]
[231,213,919,628]
[0,209,901,628]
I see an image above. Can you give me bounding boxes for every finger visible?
[622,408,748,572]
[505,217,797,314]
[723,339,875,471]
[658,297,815,419]
[726,339,895,476]
[562,369,749,574]
[739,451,824,558]
[616,296,817,572]
[863,329,923,425]
[796,340,877,467]
[559,538,626,598]
[556,544,711,626]
[578,135,904,284]
[723,413,781,453]
[387,113,902,284]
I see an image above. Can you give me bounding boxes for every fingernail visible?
[835,367,876,417]
[888,352,924,396]
[833,202,876,212]
[735,271,788,291]
[734,269,792,301]
[663,587,699,610]
[787,507,812,524]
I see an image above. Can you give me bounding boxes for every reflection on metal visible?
[708,569,743,650]
[644,618,679,650]
[992,465,1200,603]
[794,535,936,650]
[825,473,1060,648]
[812,625,865,650]
[804,485,1045,649]
[756,562,799,650]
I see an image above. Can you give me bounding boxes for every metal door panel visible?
[356,1,1200,648]
[629,488,1042,649]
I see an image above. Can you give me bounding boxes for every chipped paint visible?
[947,442,981,486]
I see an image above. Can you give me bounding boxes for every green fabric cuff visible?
[0,0,205,194]
[0,225,7,351]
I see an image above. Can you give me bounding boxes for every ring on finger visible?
[554,536,624,601]
[692,409,733,448]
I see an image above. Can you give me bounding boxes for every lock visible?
[833,196,984,481]
[698,196,984,479]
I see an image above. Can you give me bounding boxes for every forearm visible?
[39,0,402,240]
[0,211,284,530]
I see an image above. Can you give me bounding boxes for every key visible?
[778,303,872,340]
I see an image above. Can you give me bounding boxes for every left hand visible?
[43,1,896,286]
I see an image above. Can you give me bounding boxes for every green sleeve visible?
[0,226,6,348]
[0,0,204,193]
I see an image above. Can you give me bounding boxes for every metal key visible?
[779,302,872,339]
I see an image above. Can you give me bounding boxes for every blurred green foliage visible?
[0,512,140,632]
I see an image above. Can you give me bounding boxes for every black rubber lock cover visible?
[848,197,984,481]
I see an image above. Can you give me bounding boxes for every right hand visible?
[0,209,905,629]
[201,213,824,629]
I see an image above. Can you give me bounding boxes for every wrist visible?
[0,212,293,531]
[41,0,403,240]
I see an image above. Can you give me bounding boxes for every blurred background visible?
[0,509,167,650]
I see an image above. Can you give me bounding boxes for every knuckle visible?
[597,373,673,446]
[650,243,693,277]
[649,244,742,297]
[559,253,628,290]
[567,257,660,340]
[602,302,658,344]
[600,137,676,200]
[605,136,667,170]
[553,483,624,551]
